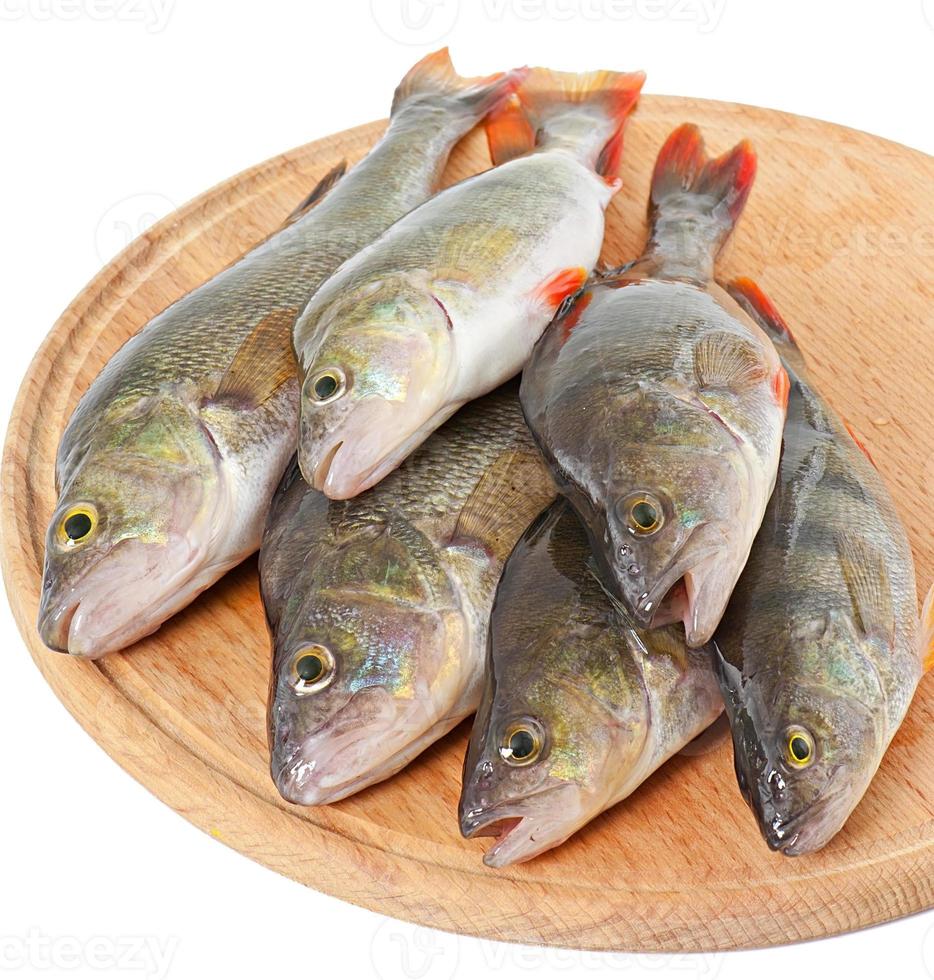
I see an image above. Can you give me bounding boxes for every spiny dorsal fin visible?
[693,331,767,390]
[922,584,934,673]
[212,307,299,408]
[285,161,347,225]
[450,449,555,562]
[836,530,895,642]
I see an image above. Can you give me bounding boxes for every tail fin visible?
[649,123,756,262]
[485,67,645,178]
[391,48,524,122]
[922,584,934,673]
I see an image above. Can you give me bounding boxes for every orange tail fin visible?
[649,124,756,260]
[922,584,934,673]
[485,66,645,178]
[391,48,526,121]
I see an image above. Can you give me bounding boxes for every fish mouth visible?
[301,398,460,500]
[631,543,723,644]
[37,533,213,658]
[271,687,424,805]
[37,596,80,655]
[758,771,851,856]
[460,784,581,868]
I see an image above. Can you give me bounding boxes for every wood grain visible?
[2,96,934,952]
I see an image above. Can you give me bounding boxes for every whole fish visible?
[712,277,930,855]
[459,499,722,867]
[261,384,555,805]
[38,49,520,657]
[520,124,788,647]
[292,66,644,499]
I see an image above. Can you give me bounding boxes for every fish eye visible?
[56,505,98,548]
[307,368,346,404]
[290,644,335,694]
[619,493,665,536]
[784,727,815,768]
[499,720,544,766]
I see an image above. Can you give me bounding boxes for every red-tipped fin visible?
[844,420,877,468]
[726,277,798,348]
[486,66,644,175]
[485,92,536,165]
[922,584,934,673]
[532,266,588,312]
[651,123,757,230]
[391,48,526,120]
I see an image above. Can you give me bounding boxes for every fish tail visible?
[649,123,757,257]
[391,48,526,122]
[484,66,645,177]
[922,584,934,673]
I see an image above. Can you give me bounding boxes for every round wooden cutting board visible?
[3,95,934,953]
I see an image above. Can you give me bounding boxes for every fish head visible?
[297,275,455,498]
[591,390,751,645]
[459,621,642,867]
[722,613,887,855]
[38,398,222,658]
[268,521,467,805]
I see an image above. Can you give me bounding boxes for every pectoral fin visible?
[836,530,895,642]
[693,331,767,391]
[211,307,299,408]
[450,449,556,561]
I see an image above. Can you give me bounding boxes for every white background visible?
[1,1,933,978]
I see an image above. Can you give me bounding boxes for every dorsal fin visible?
[285,161,347,224]
[211,308,299,408]
[450,448,555,562]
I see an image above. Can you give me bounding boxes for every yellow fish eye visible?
[57,505,97,548]
[291,644,335,694]
[785,727,815,768]
[500,720,544,766]
[307,368,346,404]
[623,494,664,535]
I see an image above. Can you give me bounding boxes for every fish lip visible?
[756,768,847,856]
[42,533,209,658]
[37,595,80,655]
[308,439,343,492]
[631,543,721,629]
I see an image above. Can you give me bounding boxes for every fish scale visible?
[459,499,722,867]
[712,276,921,856]
[38,49,520,658]
[261,383,556,805]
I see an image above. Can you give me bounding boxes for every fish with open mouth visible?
[38,49,520,657]
[712,277,930,855]
[261,383,555,805]
[520,123,788,646]
[459,498,722,867]
[293,65,644,499]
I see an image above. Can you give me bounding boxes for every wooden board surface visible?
[3,95,934,952]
